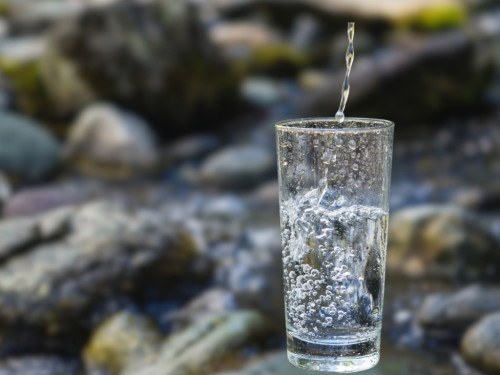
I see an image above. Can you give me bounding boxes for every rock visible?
[210,21,281,59]
[165,134,219,164]
[214,0,470,28]
[241,77,286,107]
[212,352,304,375]
[0,171,10,205]
[199,145,275,190]
[0,111,60,181]
[418,285,500,333]
[0,201,198,352]
[250,180,279,208]
[86,310,272,375]
[387,205,500,280]
[41,0,241,131]
[2,184,85,218]
[163,289,238,330]
[65,104,159,179]
[215,228,283,320]
[461,312,500,375]
[0,356,80,375]
[0,37,54,116]
[5,1,84,34]
[0,37,46,63]
[299,29,495,123]
[201,195,247,222]
[84,311,163,375]
[129,311,272,375]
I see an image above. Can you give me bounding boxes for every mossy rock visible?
[246,44,308,77]
[397,2,467,30]
[0,59,49,117]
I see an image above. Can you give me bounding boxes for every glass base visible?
[287,333,380,373]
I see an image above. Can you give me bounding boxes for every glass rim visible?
[275,117,395,133]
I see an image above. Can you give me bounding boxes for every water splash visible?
[335,22,355,123]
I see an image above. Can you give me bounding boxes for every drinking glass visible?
[276,118,394,373]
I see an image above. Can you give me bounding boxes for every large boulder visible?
[298,29,495,124]
[417,285,500,334]
[40,0,241,131]
[387,205,500,280]
[0,111,60,181]
[0,201,198,352]
[65,104,159,179]
[461,312,500,375]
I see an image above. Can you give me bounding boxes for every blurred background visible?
[0,0,498,374]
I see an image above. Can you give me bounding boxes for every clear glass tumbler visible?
[276,118,394,373]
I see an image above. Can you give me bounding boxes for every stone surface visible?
[165,134,219,164]
[163,288,238,330]
[2,184,85,218]
[418,285,500,333]
[84,311,162,375]
[85,309,272,375]
[0,171,10,205]
[199,145,275,190]
[214,227,283,320]
[130,311,272,375]
[0,356,80,375]
[213,0,475,27]
[298,29,494,123]
[0,201,197,351]
[40,0,241,130]
[461,312,500,375]
[0,111,60,181]
[65,104,159,179]
[387,205,500,280]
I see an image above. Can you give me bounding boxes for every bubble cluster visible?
[280,188,388,339]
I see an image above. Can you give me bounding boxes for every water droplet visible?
[348,140,357,150]
[352,163,359,171]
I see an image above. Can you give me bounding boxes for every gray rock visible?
[165,134,219,163]
[0,201,198,350]
[210,21,281,60]
[387,205,500,280]
[84,311,163,375]
[40,0,240,131]
[0,111,60,181]
[212,352,309,375]
[2,184,85,218]
[0,37,46,63]
[461,312,500,375]
[163,288,238,330]
[129,311,272,375]
[0,171,10,205]
[215,227,283,320]
[65,104,159,179]
[5,0,83,33]
[299,29,494,123]
[418,285,500,333]
[85,309,272,375]
[200,145,275,190]
[0,356,80,375]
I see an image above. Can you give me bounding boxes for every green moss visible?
[0,59,49,116]
[398,3,467,31]
[247,44,308,77]
[0,2,8,17]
